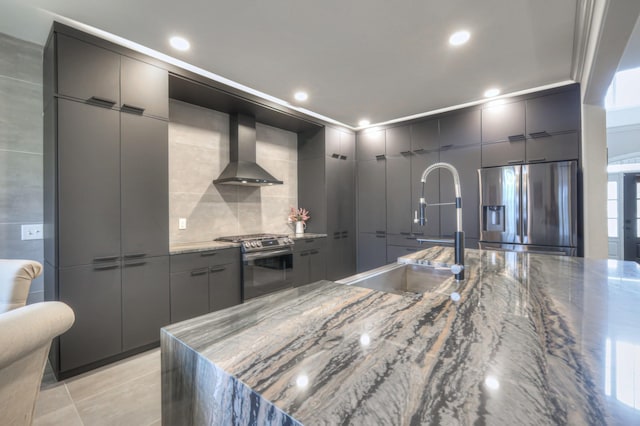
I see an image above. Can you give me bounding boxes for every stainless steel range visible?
[215,234,295,300]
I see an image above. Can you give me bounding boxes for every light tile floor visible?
[34,349,161,426]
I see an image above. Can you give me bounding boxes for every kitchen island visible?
[161,247,640,425]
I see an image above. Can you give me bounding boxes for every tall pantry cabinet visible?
[43,26,170,378]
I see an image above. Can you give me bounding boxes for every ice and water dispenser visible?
[482,205,505,232]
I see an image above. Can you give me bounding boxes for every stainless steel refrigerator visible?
[478,160,577,256]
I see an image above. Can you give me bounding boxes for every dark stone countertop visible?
[169,234,327,255]
[161,247,640,425]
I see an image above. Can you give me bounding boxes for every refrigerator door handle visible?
[521,165,528,244]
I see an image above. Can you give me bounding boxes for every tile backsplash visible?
[169,99,298,244]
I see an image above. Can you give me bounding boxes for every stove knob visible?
[256,241,262,247]
[243,242,251,249]
[251,241,257,247]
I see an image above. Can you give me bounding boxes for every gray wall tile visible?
[169,100,298,243]
[0,33,45,304]
[0,76,43,153]
[0,32,43,85]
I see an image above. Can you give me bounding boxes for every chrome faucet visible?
[414,162,465,280]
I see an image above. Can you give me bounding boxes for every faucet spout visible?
[416,162,465,281]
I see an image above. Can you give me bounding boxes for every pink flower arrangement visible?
[288,207,310,224]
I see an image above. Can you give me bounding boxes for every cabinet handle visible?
[124,253,146,259]
[376,235,386,239]
[88,96,116,107]
[412,148,426,154]
[190,269,208,276]
[200,251,217,257]
[94,264,119,271]
[93,256,119,262]
[529,131,551,138]
[331,153,340,159]
[375,154,386,160]
[124,261,146,267]
[305,239,315,243]
[508,134,526,141]
[507,160,524,165]
[209,266,226,273]
[310,250,319,255]
[440,144,454,149]
[400,232,411,235]
[413,232,424,236]
[340,155,348,160]
[528,158,547,163]
[399,150,413,156]
[405,237,417,240]
[121,104,145,114]
[375,230,386,235]
[300,252,310,257]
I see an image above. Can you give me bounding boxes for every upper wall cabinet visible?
[357,128,386,160]
[411,119,439,153]
[439,109,480,148]
[326,127,355,160]
[526,90,580,136]
[55,34,168,119]
[481,101,526,143]
[57,34,120,106]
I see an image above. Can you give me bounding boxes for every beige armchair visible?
[0,302,74,426]
[0,259,43,313]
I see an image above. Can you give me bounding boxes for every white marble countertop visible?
[161,247,640,425]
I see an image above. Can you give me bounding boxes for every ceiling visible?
[0,0,580,128]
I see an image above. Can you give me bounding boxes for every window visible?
[606,66,640,110]
[637,182,640,238]
[608,181,618,238]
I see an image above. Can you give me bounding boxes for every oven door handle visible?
[243,249,292,261]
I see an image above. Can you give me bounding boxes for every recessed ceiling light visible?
[294,91,308,102]
[358,119,370,127]
[449,30,470,46]
[169,36,190,51]
[484,88,501,98]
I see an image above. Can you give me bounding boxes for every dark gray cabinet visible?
[120,56,168,119]
[481,101,526,143]
[481,140,526,168]
[298,127,356,282]
[121,114,169,258]
[59,263,122,372]
[293,238,326,287]
[357,159,386,233]
[356,128,386,160]
[410,119,439,152]
[386,126,412,235]
[56,33,120,106]
[526,90,580,135]
[386,245,420,263]
[525,132,579,162]
[358,233,387,272]
[169,248,242,323]
[439,109,480,148]
[122,256,170,351]
[439,145,481,239]
[410,119,440,236]
[57,99,121,267]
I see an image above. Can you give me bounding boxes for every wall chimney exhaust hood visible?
[213,114,283,186]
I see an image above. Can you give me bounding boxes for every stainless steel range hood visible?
[213,114,283,186]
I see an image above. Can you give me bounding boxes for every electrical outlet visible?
[21,224,43,240]
[178,218,187,230]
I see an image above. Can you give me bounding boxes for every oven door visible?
[242,248,293,300]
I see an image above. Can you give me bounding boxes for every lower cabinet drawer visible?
[386,245,421,263]
[170,248,240,273]
[526,132,579,163]
[170,268,209,323]
[209,262,241,312]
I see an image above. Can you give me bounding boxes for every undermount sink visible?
[337,262,453,296]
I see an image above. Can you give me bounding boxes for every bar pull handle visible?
[528,158,546,163]
[88,96,117,107]
[400,150,413,156]
[94,264,119,271]
[310,250,319,255]
[124,261,146,267]
[94,256,119,262]
[331,153,340,159]
[121,104,145,114]
[190,269,208,276]
[508,134,526,141]
[375,235,386,239]
[209,266,226,273]
[300,252,310,257]
[124,253,146,259]
[375,230,386,235]
[200,251,217,257]
[400,232,411,235]
[339,155,347,160]
[375,154,386,160]
[528,131,551,138]
[440,144,453,149]
[412,148,426,154]
[507,160,524,165]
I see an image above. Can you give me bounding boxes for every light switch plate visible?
[21,224,43,240]
[178,218,187,230]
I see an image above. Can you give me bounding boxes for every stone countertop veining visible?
[169,234,327,255]
[161,247,640,425]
